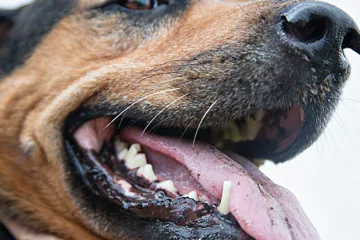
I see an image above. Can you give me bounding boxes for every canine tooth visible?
[114,138,129,153]
[126,153,147,170]
[300,107,305,122]
[218,181,232,215]
[137,164,158,182]
[255,110,265,122]
[157,180,177,193]
[245,118,262,140]
[184,191,199,201]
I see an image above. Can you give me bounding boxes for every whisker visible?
[117,113,127,130]
[148,116,172,133]
[193,99,218,148]
[104,88,180,129]
[179,121,193,141]
[141,94,189,135]
[342,97,360,103]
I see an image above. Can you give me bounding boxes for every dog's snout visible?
[281,2,360,56]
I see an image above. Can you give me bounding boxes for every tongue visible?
[121,127,320,240]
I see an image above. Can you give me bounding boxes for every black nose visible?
[281,2,360,56]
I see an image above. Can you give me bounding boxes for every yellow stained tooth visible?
[228,122,243,142]
[157,180,178,193]
[126,153,147,169]
[184,191,199,201]
[300,107,305,122]
[218,181,232,215]
[254,159,266,167]
[246,118,262,141]
[215,141,225,149]
[255,110,265,122]
[137,164,158,182]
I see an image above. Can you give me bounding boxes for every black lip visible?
[65,104,306,162]
[64,128,250,240]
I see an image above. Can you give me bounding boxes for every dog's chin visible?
[62,104,320,239]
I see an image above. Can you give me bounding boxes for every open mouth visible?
[65,105,318,239]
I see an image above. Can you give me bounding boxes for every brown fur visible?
[0,0,354,239]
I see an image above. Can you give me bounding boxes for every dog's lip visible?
[69,111,319,240]
[67,105,305,163]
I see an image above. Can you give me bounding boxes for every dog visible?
[0,0,359,239]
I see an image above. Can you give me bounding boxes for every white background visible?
[1,0,359,239]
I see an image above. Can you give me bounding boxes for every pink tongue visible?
[121,127,320,240]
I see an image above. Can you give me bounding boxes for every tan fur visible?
[0,0,298,239]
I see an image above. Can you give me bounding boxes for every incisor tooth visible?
[137,164,158,182]
[114,138,129,153]
[300,107,305,122]
[157,180,177,193]
[218,181,232,215]
[184,191,199,201]
[126,153,147,169]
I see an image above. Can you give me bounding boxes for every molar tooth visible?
[123,144,141,161]
[300,107,305,122]
[126,153,147,169]
[117,149,128,160]
[157,180,178,193]
[218,181,232,215]
[254,159,266,167]
[228,122,243,142]
[137,164,158,182]
[245,118,262,140]
[184,191,199,201]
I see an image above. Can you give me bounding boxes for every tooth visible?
[123,144,141,162]
[255,110,265,122]
[157,180,177,193]
[246,118,262,140]
[126,153,147,170]
[137,164,158,182]
[254,159,265,167]
[218,181,232,215]
[300,107,305,122]
[223,128,231,141]
[114,138,129,154]
[215,141,225,149]
[228,122,243,142]
[117,149,128,160]
[184,191,199,201]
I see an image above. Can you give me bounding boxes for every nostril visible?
[342,30,360,53]
[283,17,328,43]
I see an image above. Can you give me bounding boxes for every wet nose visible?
[280,2,360,57]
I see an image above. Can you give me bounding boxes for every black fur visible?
[0,0,75,74]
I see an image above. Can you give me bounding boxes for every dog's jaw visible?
[0,0,359,239]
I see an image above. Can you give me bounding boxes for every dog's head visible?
[0,0,359,239]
